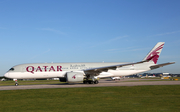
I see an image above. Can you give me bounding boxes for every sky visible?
[0,0,180,76]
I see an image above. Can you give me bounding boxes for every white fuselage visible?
[4,62,152,79]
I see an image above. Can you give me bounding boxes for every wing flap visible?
[150,62,175,69]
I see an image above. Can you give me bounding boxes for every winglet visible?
[143,42,165,64]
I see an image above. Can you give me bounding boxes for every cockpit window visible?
[9,68,14,71]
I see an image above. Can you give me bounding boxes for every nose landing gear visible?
[14,79,19,86]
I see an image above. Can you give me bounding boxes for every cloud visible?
[106,35,128,43]
[90,35,128,48]
[131,47,150,51]
[106,49,119,51]
[39,28,66,35]
[30,49,51,60]
[106,46,150,53]
[150,30,180,37]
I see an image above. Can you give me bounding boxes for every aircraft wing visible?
[83,59,151,75]
[150,62,175,69]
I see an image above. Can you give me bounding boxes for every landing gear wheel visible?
[89,81,93,84]
[94,80,99,84]
[15,83,18,86]
[83,81,88,84]
[14,79,19,86]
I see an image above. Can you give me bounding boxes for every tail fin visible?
[143,42,165,64]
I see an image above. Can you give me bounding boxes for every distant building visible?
[139,73,180,78]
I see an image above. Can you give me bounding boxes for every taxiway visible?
[0,78,180,90]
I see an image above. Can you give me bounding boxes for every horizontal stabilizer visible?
[150,62,175,69]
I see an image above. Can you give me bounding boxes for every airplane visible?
[4,42,175,86]
[111,77,121,80]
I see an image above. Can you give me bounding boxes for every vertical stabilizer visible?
[143,42,165,64]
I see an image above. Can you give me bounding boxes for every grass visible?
[0,85,180,112]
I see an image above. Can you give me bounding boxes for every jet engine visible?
[59,72,84,82]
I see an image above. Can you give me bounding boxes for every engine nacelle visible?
[67,72,84,82]
[59,72,84,82]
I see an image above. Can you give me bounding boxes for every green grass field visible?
[0,85,180,112]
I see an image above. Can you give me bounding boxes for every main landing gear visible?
[83,80,99,84]
[83,75,99,84]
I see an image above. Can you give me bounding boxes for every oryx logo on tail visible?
[143,42,165,64]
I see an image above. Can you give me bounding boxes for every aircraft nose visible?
[4,73,9,78]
